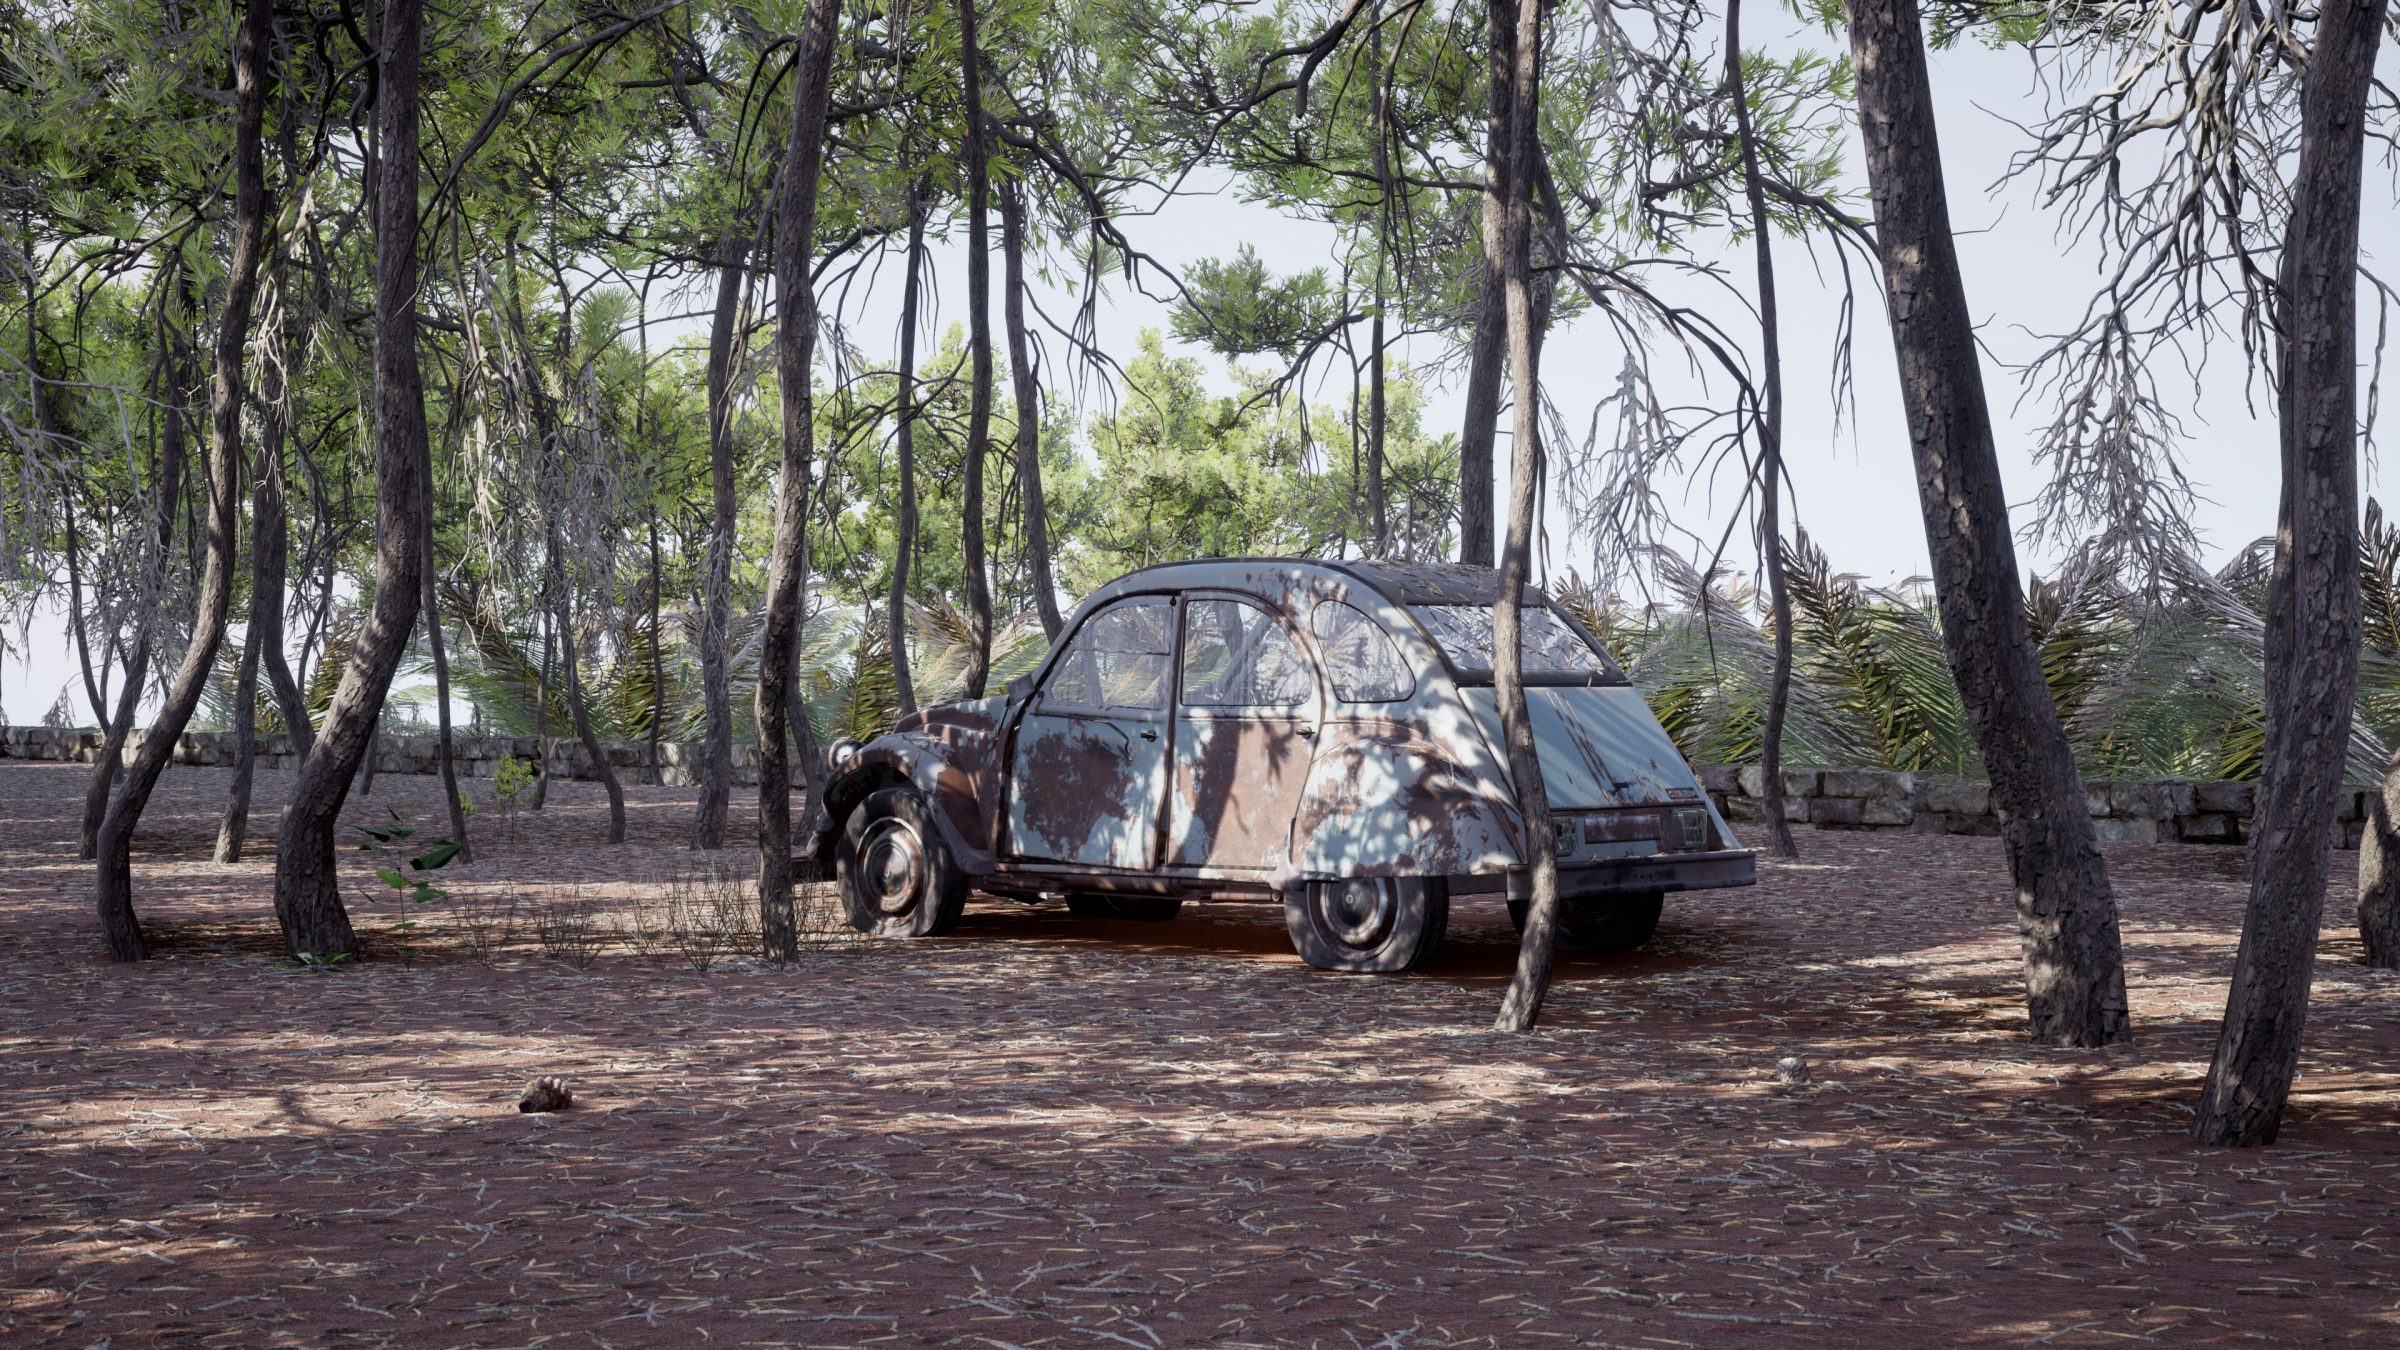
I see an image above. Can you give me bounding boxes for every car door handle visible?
[1297,726,1316,740]
[1139,728,1159,741]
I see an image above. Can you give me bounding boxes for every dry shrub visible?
[455,890,521,966]
[632,868,752,973]
[534,886,609,969]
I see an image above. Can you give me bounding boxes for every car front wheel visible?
[838,787,969,937]
[1507,890,1662,953]
[1284,877,1448,973]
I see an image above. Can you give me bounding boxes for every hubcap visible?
[1318,879,1396,949]
[858,818,926,917]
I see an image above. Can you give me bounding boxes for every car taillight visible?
[1673,806,1710,851]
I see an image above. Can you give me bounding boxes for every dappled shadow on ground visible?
[3,761,2398,1346]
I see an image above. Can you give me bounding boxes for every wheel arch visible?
[812,746,997,874]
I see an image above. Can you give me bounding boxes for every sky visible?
[6,11,2392,724]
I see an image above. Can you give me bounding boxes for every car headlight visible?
[827,738,863,772]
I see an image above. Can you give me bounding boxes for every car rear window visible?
[1311,601,1413,702]
[1410,603,1621,682]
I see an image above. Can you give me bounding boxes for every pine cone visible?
[518,1076,574,1113]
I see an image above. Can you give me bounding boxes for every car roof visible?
[1096,557,1548,608]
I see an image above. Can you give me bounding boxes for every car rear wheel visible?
[838,787,969,937]
[1066,894,1183,922]
[1507,890,1663,952]
[1284,877,1448,973]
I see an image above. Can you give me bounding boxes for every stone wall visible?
[0,725,2340,848]
[1694,764,2354,849]
[0,724,760,788]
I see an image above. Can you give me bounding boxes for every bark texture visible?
[889,183,925,715]
[757,0,844,965]
[691,230,747,850]
[999,176,1065,640]
[954,0,995,699]
[2359,760,2400,966]
[1456,0,1513,570]
[95,0,273,960]
[271,0,430,961]
[2196,0,2385,1146]
[1727,0,1797,860]
[1491,0,1562,1033]
[1846,0,2129,1046]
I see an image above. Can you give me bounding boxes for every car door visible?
[1005,595,1174,869]
[1165,594,1323,871]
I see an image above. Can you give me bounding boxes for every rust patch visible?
[1168,717,1315,870]
[1008,714,1162,869]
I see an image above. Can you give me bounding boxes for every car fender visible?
[1290,724,1522,882]
[811,734,998,874]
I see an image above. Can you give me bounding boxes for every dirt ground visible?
[3,761,2398,1347]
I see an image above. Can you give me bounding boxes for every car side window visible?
[1042,598,1173,711]
[1181,598,1314,707]
[1311,601,1414,702]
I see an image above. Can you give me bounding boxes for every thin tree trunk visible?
[955,1,995,699]
[2197,0,2384,1146]
[1727,0,1797,860]
[1491,0,1563,1033]
[1365,1,1392,556]
[97,0,272,959]
[530,610,552,810]
[647,509,665,785]
[999,176,1064,640]
[63,494,108,721]
[83,315,185,859]
[257,306,313,758]
[2359,760,2400,966]
[890,182,926,714]
[214,609,262,863]
[788,529,831,841]
[1456,0,1512,571]
[552,538,625,845]
[423,453,471,863]
[272,0,429,962]
[692,230,747,849]
[757,0,843,964]
[1846,0,2129,1046]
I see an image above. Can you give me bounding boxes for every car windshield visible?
[1410,603,1621,683]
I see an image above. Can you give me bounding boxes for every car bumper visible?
[1493,848,1757,902]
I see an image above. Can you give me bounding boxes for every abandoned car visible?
[810,559,1754,972]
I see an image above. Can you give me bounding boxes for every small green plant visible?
[357,809,462,964]
[490,757,534,842]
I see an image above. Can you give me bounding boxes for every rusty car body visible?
[810,559,1754,971]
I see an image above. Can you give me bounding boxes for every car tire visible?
[1507,890,1663,953]
[1065,894,1183,922]
[1284,877,1449,973]
[837,787,969,938]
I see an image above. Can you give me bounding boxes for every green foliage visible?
[355,811,463,965]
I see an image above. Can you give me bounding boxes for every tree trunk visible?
[1365,2,1392,557]
[890,181,926,714]
[955,0,995,699]
[1456,0,1513,571]
[2359,759,2400,966]
[1490,0,1563,1033]
[83,313,186,859]
[2196,0,2384,1146]
[271,0,430,962]
[529,610,552,810]
[1846,0,2130,1046]
[214,610,262,863]
[552,539,626,845]
[1727,0,1797,860]
[757,0,844,964]
[256,302,313,758]
[692,230,747,850]
[96,0,272,960]
[423,454,471,863]
[647,510,665,785]
[999,176,1065,640]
